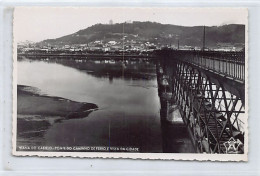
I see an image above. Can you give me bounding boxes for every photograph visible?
[13,7,248,160]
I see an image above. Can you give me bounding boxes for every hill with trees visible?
[39,21,245,48]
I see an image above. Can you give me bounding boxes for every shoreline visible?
[18,85,98,118]
[17,85,98,140]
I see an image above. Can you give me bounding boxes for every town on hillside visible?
[17,39,245,56]
[17,22,245,55]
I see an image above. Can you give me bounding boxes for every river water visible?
[17,57,194,153]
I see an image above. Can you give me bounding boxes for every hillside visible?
[39,21,245,47]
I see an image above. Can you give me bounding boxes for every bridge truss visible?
[157,51,246,154]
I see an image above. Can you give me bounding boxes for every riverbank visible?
[17,85,98,143]
[18,85,98,118]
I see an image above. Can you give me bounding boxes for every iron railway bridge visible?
[156,50,246,154]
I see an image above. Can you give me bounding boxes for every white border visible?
[3,1,260,175]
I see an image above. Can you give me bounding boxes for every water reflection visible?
[18,56,157,80]
[17,57,162,152]
[17,56,194,153]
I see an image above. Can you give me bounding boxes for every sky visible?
[14,7,248,42]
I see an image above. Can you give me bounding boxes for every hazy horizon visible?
[14,7,247,43]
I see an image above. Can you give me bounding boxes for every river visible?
[17,57,194,153]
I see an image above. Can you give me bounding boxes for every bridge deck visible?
[157,50,245,82]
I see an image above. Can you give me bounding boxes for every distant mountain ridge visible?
[39,21,245,47]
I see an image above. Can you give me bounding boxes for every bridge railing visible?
[176,51,245,82]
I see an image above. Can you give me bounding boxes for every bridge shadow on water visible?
[160,121,195,153]
[158,88,196,153]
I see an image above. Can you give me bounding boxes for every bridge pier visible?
[157,59,196,153]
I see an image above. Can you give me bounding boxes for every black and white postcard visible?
[12,7,248,161]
